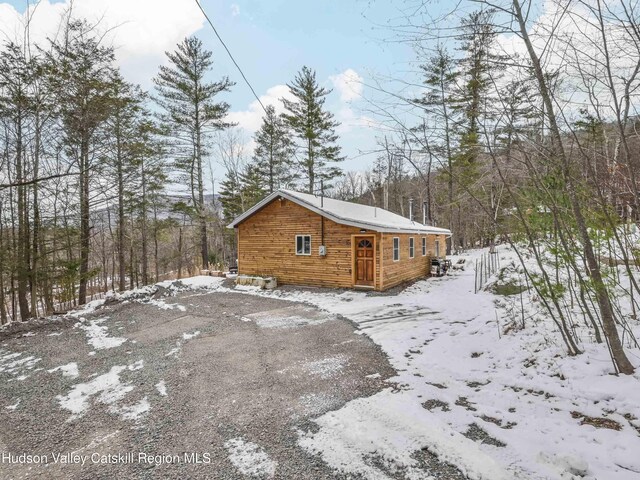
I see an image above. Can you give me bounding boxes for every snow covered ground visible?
[30,248,640,480]
[215,248,640,480]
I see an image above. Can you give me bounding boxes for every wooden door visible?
[355,237,374,286]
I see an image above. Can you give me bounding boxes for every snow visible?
[63,276,225,318]
[298,389,514,480]
[229,189,452,235]
[167,276,226,289]
[0,350,41,377]
[56,360,147,421]
[146,299,186,311]
[298,393,342,415]
[128,359,144,371]
[76,317,127,350]
[57,365,133,419]
[116,397,150,421]
[224,437,277,478]
[5,399,20,410]
[155,380,167,396]
[219,247,640,480]
[301,355,347,379]
[241,306,333,329]
[165,347,180,357]
[182,330,200,340]
[48,362,79,379]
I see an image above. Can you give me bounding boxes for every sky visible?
[0,0,430,183]
[3,1,621,190]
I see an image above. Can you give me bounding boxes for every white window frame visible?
[435,239,441,258]
[422,237,427,256]
[393,237,400,261]
[295,235,312,256]
[409,237,415,258]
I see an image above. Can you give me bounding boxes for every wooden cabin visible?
[228,190,452,291]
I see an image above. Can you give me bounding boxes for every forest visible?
[1,0,640,375]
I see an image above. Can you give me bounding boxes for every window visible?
[435,239,441,258]
[296,235,311,255]
[422,237,427,256]
[409,237,415,258]
[393,237,400,261]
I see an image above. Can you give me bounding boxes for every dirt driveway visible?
[0,287,395,479]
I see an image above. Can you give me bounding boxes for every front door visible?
[355,237,374,287]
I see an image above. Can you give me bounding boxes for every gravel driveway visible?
[0,286,395,479]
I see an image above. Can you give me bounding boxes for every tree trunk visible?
[140,160,149,285]
[16,110,30,320]
[513,0,635,374]
[78,135,91,306]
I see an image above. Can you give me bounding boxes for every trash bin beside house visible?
[431,258,449,277]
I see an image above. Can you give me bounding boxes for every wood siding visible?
[236,197,446,291]
[380,233,448,290]
[237,198,381,289]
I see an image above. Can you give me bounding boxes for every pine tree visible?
[105,74,145,291]
[282,66,344,193]
[219,162,266,223]
[219,171,244,224]
[154,36,234,269]
[453,9,505,185]
[415,45,459,249]
[240,162,267,207]
[252,105,294,192]
[0,43,33,319]
[46,20,118,305]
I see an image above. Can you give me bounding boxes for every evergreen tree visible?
[104,74,145,291]
[219,170,244,224]
[452,9,505,185]
[219,162,266,223]
[240,162,267,207]
[415,45,459,248]
[282,66,344,194]
[154,36,234,269]
[252,105,294,192]
[46,20,118,305]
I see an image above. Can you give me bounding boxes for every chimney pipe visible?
[409,198,414,222]
[423,201,428,225]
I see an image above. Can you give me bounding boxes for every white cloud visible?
[330,68,363,102]
[226,84,294,133]
[335,106,379,135]
[0,0,204,85]
[230,3,240,17]
[227,74,378,154]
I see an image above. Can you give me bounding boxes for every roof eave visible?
[227,190,452,237]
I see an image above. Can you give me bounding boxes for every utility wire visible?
[194,0,268,116]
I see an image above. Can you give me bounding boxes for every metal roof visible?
[228,189,452,236]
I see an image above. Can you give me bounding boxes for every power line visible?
[194,0,268,116]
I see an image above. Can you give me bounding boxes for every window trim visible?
[295,234,312,256]
[409,237,415,258]
[422,237,427,256]
[393,237,400,262]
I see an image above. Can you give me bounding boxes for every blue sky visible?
[0,0,450,182]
